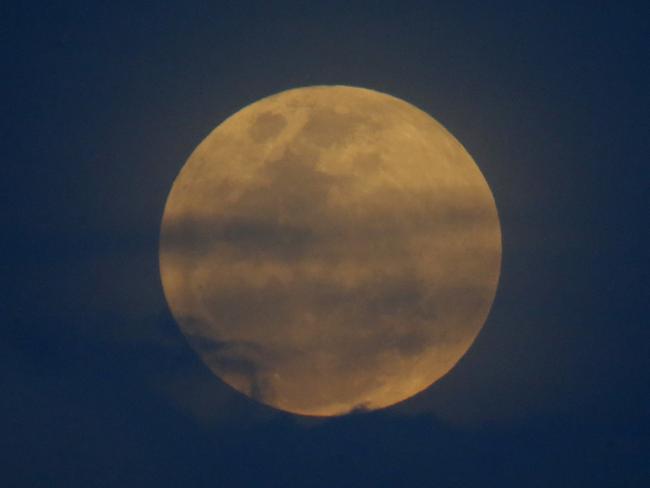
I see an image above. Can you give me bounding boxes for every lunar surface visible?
[159,85,501,416]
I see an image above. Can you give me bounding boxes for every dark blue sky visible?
[2,2,648,486]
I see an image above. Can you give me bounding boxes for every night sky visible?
[3,2,648,487]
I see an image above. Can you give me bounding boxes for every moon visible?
[159,85,501,416]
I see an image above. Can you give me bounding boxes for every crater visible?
[299,107,377,148]
[249,111,288,143]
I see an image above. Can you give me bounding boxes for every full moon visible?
[159,86,501,416]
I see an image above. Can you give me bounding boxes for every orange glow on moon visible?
[159,86,501,416]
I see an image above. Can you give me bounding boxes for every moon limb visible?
[160,85,501,416]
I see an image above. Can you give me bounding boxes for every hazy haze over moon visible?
[159,86,501,416]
